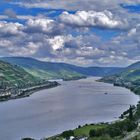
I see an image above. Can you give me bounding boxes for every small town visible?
[0,80,59,101]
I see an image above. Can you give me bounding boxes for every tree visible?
[89,129,96,137]
[129,105,133,120]
[21,138,35,140]
[78,125,81,128]
[62,130,74,139]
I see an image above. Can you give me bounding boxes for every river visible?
[0,77,139,140]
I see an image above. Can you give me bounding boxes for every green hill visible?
[0,57,87,80]
[0,57,124,80]
[0,60,39,87]
[100,61,140,82]
[99,61,140,94]
[127,61,140,70]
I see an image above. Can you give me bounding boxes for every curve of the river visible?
[0,77,139,140]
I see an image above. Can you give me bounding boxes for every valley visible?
[1,57,140,140]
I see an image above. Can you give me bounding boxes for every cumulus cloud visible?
[0,21,24,37]
[13,0,140,11]
[48,36,65,50]
[59,10,128,29]
[0,17,138,66]
[12,42,41,56]
[0,0,140,66]
[0,40,12,48]
[128,24,140,36]
[24,18,64,35]
[47,35,81,52]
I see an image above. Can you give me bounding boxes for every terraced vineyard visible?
[0,60,39,87]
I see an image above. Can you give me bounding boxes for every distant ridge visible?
[0,57,124,80]
[0,57,85,80]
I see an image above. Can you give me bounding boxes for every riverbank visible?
[0,76,137,140]
[20,77,140,140]
[0,81,60,102]
[0,76,87,102]
[24,115,138,140]
[47,98,140,140]
[44,108,138,140]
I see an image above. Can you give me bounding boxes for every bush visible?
[62,130,74,139]
[89,119,138,138]
[89,128,106,137]
[21,138,35,140]
[78,125,81,128]
[89,129,96,137]
[106,119,137,137]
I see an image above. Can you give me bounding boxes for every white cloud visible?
[27,18,54,31]
[0,0,140,66]
[24,18,64,35]
[14,0,140,11]
[59,10,128,29]
[0,21,24,37]
[48,36,65,50]
[128,24,140,36]
[0,40,12,48]
[76,47,105,58]
[47,35,73,50]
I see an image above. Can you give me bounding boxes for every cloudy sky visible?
[0,0,140,67]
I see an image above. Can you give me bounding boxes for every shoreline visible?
[20,78,139,140]
[0,76,86,103]
[0,77,136,140]
[44,80,140,140]
[0,81,60,102]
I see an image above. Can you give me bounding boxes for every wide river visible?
[0,77,139,140]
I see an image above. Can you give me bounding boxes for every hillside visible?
[100,61,140,82]
[121,61,140,81]
[0,57,85,80]
[0,57,124,80]
[0,60,39,87]
[127,61,140,70]
[99,61,140,94]
[76,66,124,76]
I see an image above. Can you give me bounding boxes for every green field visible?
[48,124,108,140]
[74,124,107,137]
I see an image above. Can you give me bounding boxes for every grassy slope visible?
[0,57,85,80]
[48,124,107,140]
[99,69,140,83]
[74,124,107,137]
[0,57,124,80]
[25,67,84,80]
[121,69,140,81]
[100,61,140,83]
[0,60,38,86]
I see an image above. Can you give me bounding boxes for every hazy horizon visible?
[0,56,134,68]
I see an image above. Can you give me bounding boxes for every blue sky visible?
[0,0,140,66]
[121,4,140,13]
